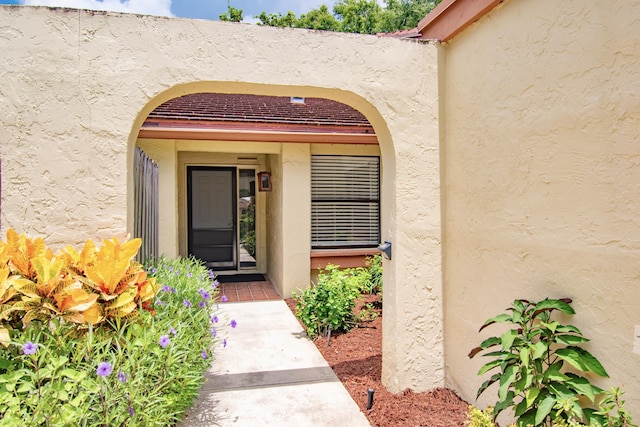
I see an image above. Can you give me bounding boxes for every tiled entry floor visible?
[218,280,281,302]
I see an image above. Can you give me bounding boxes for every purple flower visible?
[187,272,193,278]
[183,299,193,308]
[156,300,166,306]
[175,270,180,276]
[169,326,177,336]
[209,270,215,279]
[198,301,206,308]
[170,287,176,293]
[230,319,237,328]
[96,362,112,377]
[128,406,135,417]
[210,315,219,323]
[201,291,211,300]
[22,342,38,355]
[151,268,157,274]
[210,327,217,337]
[223,339,227,348]
[159,335,171,348]
[161,285,171,292]
[221,295,228,303]
[118,371,127,383]
[201,349,207,360]
[212,280,219,288]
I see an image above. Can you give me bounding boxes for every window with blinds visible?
[311,155,380,248]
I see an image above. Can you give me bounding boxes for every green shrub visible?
[594,387,636,427]
[364,254,383,295]
[357,303,379,322]
[466,405,498,427]
[0,255,225,426]
[551,387,637,427]
[469,298,634,427]
[294,264,362,338]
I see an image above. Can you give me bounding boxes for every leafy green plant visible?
[357,303,379,322]
[469,298,611,427]
[550,387,636,427]
[466,405,499,427]
[595,387,636,427]
[294,264,362,338]
[0,255,226,426]
[362,254,382,295]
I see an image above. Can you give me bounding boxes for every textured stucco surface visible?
[442,0,640,418]
[0,6,443,392]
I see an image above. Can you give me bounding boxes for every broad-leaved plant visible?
[469,298,610,427]
[0,229,159,346]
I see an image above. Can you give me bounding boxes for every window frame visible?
[311,154,381,250]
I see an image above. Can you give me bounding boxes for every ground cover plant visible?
[468,298,636,427]
[0,230,227,426]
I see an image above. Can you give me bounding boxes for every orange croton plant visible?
[0,229,159,347]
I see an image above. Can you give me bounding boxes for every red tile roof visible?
[377,27,422,39]
[144,93,373,134]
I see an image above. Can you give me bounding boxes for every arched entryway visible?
[133,89,386,299]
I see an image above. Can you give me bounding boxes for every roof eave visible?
[417,0,503,42]
[138,127,379,145]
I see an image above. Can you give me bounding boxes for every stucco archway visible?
[128,82,396,301]
[2,6,443,396]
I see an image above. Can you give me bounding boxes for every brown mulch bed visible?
[285,294,470,427]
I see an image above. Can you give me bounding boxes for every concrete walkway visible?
[179,300,371,427]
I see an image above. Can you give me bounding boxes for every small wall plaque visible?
[258,171,272,192]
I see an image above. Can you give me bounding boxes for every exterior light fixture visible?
[377,241,392,260]
[366,388,375,410]
[257,171,272,192]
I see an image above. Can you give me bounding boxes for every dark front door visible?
[187,166,237,270]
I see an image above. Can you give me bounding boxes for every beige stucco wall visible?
[0,6,443,392]
[278,144,311,297]
[442,0,640,418]
[266,152,284,294]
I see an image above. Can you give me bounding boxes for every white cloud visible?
[241,15,260,25]
[21,0,173,17]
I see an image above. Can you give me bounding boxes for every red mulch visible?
[285,294,470,427]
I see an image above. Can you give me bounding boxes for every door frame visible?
[178,153,267,275]
[187,166,238,270]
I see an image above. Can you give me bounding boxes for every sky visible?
[0,0,338,22]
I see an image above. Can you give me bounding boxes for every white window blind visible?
[311,155,380,248]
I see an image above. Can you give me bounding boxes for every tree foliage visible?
[219,5,243,22]
[222,0,442,34]
[378,0,440,33]
[296,5,342,31]
[333,0,381,34]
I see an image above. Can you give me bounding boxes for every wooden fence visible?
[134,147,159,263]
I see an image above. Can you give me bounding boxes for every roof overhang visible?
[138,126,379,145]
[417,0,503,42]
